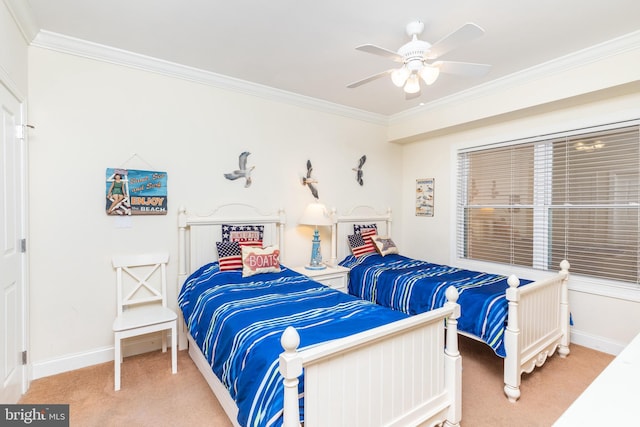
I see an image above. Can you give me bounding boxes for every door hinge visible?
[21,351,27,365]
[20,238,27,253]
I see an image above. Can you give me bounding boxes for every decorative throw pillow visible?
[347,234,377,258]
[359,227,377,241]
[222,224,264,247]
[241,245,281,277]
[371,235,399,256]
[353,224,378,235]
[216,241,242,271]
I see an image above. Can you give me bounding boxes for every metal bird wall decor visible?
[302,160,319,199]
[224,151,254,188]
[353,155,367,186]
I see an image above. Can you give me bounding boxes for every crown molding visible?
[3,0,39,43]
[30,30,388,126]
[19,6,640,130]
[0,63,25,101]
[389,30,640,124]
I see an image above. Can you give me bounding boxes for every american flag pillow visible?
[347,233,377,258]
[216,241,243,271]
[359,227,377,241]
[222,224,263,248]
[354,224,377,249]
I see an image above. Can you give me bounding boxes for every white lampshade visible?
[403,74,421,94]
[419,65,440,85]
[299,202,333,226]
[391,67,411,87]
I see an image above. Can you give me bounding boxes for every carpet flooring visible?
[19,335,614,426]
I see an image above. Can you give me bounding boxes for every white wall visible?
[18,16,640,378]
[399,86,640,355]
[27,46,402,377]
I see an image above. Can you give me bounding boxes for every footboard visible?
[503,260,570,402]
[280,287,462,427]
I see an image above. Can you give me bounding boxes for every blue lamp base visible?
[305,228,326,270]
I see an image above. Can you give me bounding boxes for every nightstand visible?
[291,265,350,293]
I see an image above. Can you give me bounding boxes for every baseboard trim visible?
[570,329,626,356]
[31,329,624,379]
[32,332,174,380]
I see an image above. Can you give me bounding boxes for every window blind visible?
[457,120,640,285]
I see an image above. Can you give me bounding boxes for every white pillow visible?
[371,235,399,256]
[241,245,281,277]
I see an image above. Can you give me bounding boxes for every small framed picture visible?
[415,178,434,217]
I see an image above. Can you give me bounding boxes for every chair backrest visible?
[112,252,169,315]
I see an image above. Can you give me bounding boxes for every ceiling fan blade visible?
[347,69,394,88]
[435,61,491,77]
[425,23,485,60]
[356,44,404,62]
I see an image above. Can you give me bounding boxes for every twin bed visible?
[177,204,462,427]
[176,203,570,427]
[330,206,571,403]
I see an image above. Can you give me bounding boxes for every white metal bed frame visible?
[177,204,463,427]
[332,205,571,402]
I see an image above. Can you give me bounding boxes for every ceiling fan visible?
[347,21,491,97]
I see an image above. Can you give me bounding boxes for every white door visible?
[0,81,27,403]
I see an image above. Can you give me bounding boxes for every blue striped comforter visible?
[178,262,408,427]
[340,253,531,357]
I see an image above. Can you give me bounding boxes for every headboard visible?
[332,205,392,265]
[177,203,286,283]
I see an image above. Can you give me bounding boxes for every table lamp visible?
[299,202,333,270]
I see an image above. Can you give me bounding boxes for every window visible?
[457,120,640,285]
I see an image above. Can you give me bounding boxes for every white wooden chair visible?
[112,252,177,391]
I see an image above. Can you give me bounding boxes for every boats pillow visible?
[242,245,281,277]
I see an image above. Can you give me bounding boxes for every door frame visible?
[1,71,30,400]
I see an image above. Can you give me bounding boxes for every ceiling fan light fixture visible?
[403,74,421,94]
[347,20,490,95]
[419,65,440,85]
[391,66,411,87]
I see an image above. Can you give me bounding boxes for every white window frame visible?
[453,119,640,302]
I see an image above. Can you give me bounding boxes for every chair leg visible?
[114,335,121,391]
[171,323,177,374]
[162,330,167,353]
